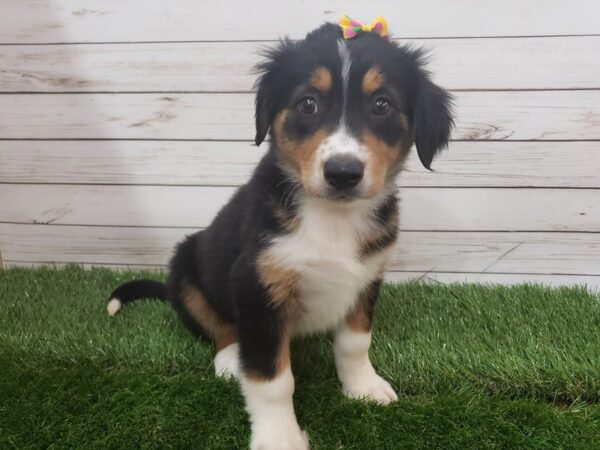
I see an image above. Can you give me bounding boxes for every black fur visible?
[413,78,454,169]
[362,279,383,329]
[108,279,166,304]
[361,195,399,258]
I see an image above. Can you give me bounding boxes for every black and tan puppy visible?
[108,22,453,450]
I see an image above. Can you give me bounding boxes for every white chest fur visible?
[266,197,391,336]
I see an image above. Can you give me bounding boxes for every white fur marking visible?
[334,325,398,405]
[265,195,391,336]
[214,343,240,379]
[311,129,368,192]
[107,298,122,317]
[337,39,352,120]
[241,367,308,450]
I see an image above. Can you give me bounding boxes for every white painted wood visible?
[0,141,261,186]
[1,0,599,284]
[1,223,599,275]
[1,91,599,140]
[2,141,598,188]
[0,223,180,265]
[392,232,600,274]
[2,0,599,43]
[6,258,598,291]
[4,260,167,271]
[1,185,598,232]
[2,37,599,92]
[0,185,232,228]
[384,272,600,292]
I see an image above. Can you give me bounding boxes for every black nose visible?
[324,155,364,189]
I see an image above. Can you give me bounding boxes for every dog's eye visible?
[372,97,392,116]
[297,96,319,116]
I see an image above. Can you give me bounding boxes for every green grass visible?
[1,266,600,449]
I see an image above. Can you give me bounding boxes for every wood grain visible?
[1,91,599,140]
[2,223,599,276]
[2,141,599,188]
[2,36,599,92]
[2,0,599,283]
[1,185,598,232]
[2,0,599,43]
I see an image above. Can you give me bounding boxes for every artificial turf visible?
[1,266,600,449]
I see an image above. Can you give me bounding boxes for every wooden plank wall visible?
[1,0,599,289]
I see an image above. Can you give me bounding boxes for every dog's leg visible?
[233,259,308,450]
[333,279,397,405]
[239,329,308,450]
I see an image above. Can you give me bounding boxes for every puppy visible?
[108,22,453,450]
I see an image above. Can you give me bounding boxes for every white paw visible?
[250,422,309,450]
[343,372,398,405]
[214,343,240,379]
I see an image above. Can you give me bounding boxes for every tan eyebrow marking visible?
[310,66,333,92]
[362,67,385,95]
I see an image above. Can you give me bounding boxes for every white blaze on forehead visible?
[337,39,352,125]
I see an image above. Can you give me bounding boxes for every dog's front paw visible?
[343,372,398,405]
[214,343,240,379]
[250,422,309,450]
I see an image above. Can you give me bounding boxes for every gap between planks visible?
[2,34,600,46]
[4,259,599,282]
[2,220,600,233]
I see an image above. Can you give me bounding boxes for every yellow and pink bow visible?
[339,15,389,39]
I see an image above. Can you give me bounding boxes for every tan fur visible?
[310,66,333,92]
[362,131,401,197]
[346,269,387,332]
[273,110,328,195]
[275,330,291,374]
[251,249,303,380]
[256,250,300,311]
[362,67,385,95]
[345,292,372,332]
[181,283,236,351]
[362,119,413,197]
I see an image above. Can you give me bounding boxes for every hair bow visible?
[339,15,389,39]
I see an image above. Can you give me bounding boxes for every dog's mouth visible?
[314,187,364,203]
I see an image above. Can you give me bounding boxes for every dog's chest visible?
[268,200,389,335]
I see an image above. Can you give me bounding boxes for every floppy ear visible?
[254,84,273,146]
[413,78,454,169]
[253,39,298,147]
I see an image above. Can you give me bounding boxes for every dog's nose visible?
[324,155,364,189]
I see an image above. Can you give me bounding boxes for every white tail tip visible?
[107,298,123,317]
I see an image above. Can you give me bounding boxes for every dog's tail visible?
[106,279,167,317]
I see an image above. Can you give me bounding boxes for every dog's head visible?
[255,23,453,201]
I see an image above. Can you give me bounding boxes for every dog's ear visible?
[254,84,272,146]
[413,78,454,169]
[253,39,297,147]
